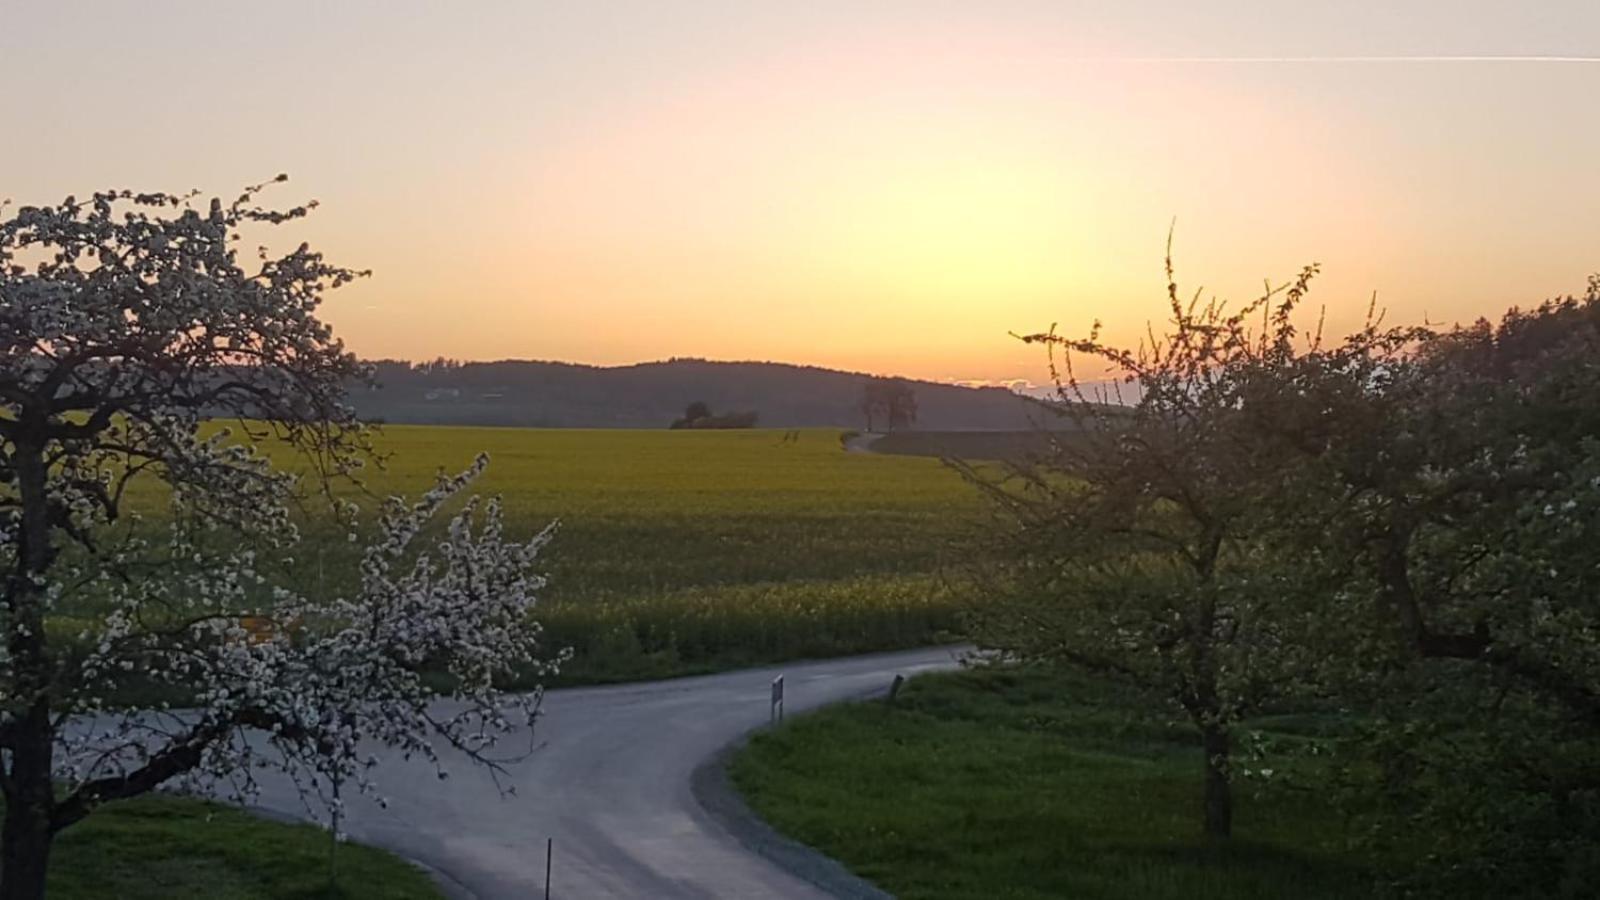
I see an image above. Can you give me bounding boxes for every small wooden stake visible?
[886,673,906,708]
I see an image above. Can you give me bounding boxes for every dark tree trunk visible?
[1201,723,1233,838]
[1,791,54,900]
[2,440,60,900]
[0,702,57,900]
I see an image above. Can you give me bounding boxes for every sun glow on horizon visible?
[3,2,1597,384]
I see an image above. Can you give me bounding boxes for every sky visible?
[3,1,1598,386]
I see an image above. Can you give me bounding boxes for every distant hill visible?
[350,358,1054,430]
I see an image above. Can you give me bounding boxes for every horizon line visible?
[366,355,1058,390]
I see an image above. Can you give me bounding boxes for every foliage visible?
[1285,283,1600,714]
[1257,280,1600,896]
[732,667,1379,900]
[1326,679,1600,899]
[963,234,1600,893]
[0,183,555,898]
[859,378,918,432]
[669,399,759,429]
[975,257,1600,891]
[953,252,1324,837]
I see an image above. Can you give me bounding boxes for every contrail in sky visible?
[1085,55,1600,64]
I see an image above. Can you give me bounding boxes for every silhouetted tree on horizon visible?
[859,379,917,432]
[670,401,758,429]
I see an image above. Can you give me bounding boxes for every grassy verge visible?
[45,793,439,899]
[730,667,1382,900]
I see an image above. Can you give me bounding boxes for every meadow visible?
[112,426,986,685]
[40,794,438,899]
[733,667,1383,900]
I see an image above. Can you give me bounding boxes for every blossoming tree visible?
[953,255,1325,838]
[0,181,556,899]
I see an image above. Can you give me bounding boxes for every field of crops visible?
[173,426,985,683]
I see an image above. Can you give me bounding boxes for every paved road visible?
[249,646,967,899]
[840,432,885,454]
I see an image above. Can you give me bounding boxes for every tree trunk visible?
[0,705,58,900]
[3,439,60,899]
[1201,723,1233,838]
[1,802,53,900]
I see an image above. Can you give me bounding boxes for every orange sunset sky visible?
[4,1,1598,386]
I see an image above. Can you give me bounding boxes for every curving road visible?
[248,646,967,899]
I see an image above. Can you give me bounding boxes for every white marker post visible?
[770,674,785,725]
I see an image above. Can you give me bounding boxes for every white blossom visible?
[0,183,559,866]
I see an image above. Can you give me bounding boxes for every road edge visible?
[689,690,896,900]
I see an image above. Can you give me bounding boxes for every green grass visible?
[44,793,438,899]
[731,667,1381,900]
[97,426,985,684]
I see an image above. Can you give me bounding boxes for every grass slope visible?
[44,794,437,899]
[731,668,1380,900]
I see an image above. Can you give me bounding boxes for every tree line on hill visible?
[349,357,1045,430]
[668,401,759,429]
[661,379,925,431]
[959,261,1600,897]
